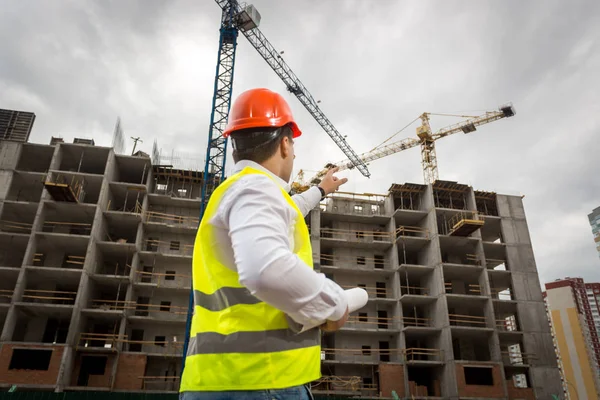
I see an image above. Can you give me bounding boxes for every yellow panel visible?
[567,308,599,398]
[551,309,577,399]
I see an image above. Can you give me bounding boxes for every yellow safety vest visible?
[180,166,321,392]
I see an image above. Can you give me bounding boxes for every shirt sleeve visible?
[291,186,322,217]
[225,177,348,326]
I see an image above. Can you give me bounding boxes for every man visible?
[180,88,350,399]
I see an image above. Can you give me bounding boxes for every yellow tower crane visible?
[291,103,515,193]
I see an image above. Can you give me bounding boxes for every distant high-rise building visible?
[545,277,600,399]
[589,207,600,258]
[0,108,35,143]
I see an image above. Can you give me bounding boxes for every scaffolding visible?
[44,175,85,203]
[446,211,485,237]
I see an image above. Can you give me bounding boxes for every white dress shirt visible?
[208,160,348,328]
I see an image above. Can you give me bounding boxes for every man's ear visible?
[280,136,291,158]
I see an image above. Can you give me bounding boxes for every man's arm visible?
[291,167,349,217]
[227,178,348,327]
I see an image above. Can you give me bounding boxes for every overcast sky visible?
[1,0,599,285]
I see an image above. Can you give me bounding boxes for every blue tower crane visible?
[181,0,371,373]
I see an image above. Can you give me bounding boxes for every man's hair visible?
[230,125,293,164]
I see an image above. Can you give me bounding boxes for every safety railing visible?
[442,253,481,266]
[0,220,33,234]
[448,313,487,327]
[123,339,183,355]
[106,199,143,214]
[140,376,180,391]
[89,299,187,316]
[403,347,443,362]
[320,227,393,242]
[0,289,14,303]
[20,289,77,305]
[395,225,429,239]
[311,375,362,392]
[143,239,193,257]
[96,262,131,277]
[402,316,431,327]
[136,270,191,288]
[400,285,430,296]
[445,282,482,295]
[344,315,400,330]
[78,333,122,350]
[41,221,92,235]
[321,348,400,363]
[31,253,85,269]
[144,211,199,229]
[339,284,391,299]
[319,253,388,269]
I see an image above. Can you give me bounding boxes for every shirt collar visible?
[232,160,291,192]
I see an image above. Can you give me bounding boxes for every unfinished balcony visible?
[0,233,27,269]
[489,272,515,302]
[151,165,204,199]
[0,201,36,236]
[404,329,444,367]
[495,302,522,340]
[343,305,400,334]
[81,279,129,322]
[439,235,482,271]
[390,182,427,212]
[432,181,471,211]
[447,296,493,333]
[92,243,133,283]
[397,238,432,267]
[55,143,108,175]
[111,154,151,185]
[15,143,54,173]
[135,256,191,292]
[10,308,70,345]
[43,172,102,204]
[484,241,509,272]
[318,251,393,275]
[123,326,184,357]
[475,191,499,217]
[319,192,389,224]
[444,266,488,303]
[501,341,535,368]
[99,211,140,247]
[452,331,493,363]
[38,202,94,240]
[320,223,393,251]
[76,319,122,352]
[395,223,430,261]
[142,236,193,259]
[320,338,400,365]
[106,182,145,214]
[144,199,199,235]
[334,274,397,305]
[141,358,180,391]
[505,369,535,399]
[402,302,438,334]
[128,287,187,324]
[399,264,435,306]
[28,233,88,274]
[5,171,46,202]
[480,215,503,243]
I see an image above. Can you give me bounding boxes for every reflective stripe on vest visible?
[179,166,321,392]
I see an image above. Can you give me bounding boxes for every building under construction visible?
[0,137,562,399]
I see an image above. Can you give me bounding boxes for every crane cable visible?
[369,115,420,152]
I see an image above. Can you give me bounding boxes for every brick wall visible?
[113,353,147,390]
[506,379,535,400]
[0,344,63,386]
[456,364,506,398]
[70,353,114,388]
[378,364,404,397]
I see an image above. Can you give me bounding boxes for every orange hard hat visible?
[223,88,302,138]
